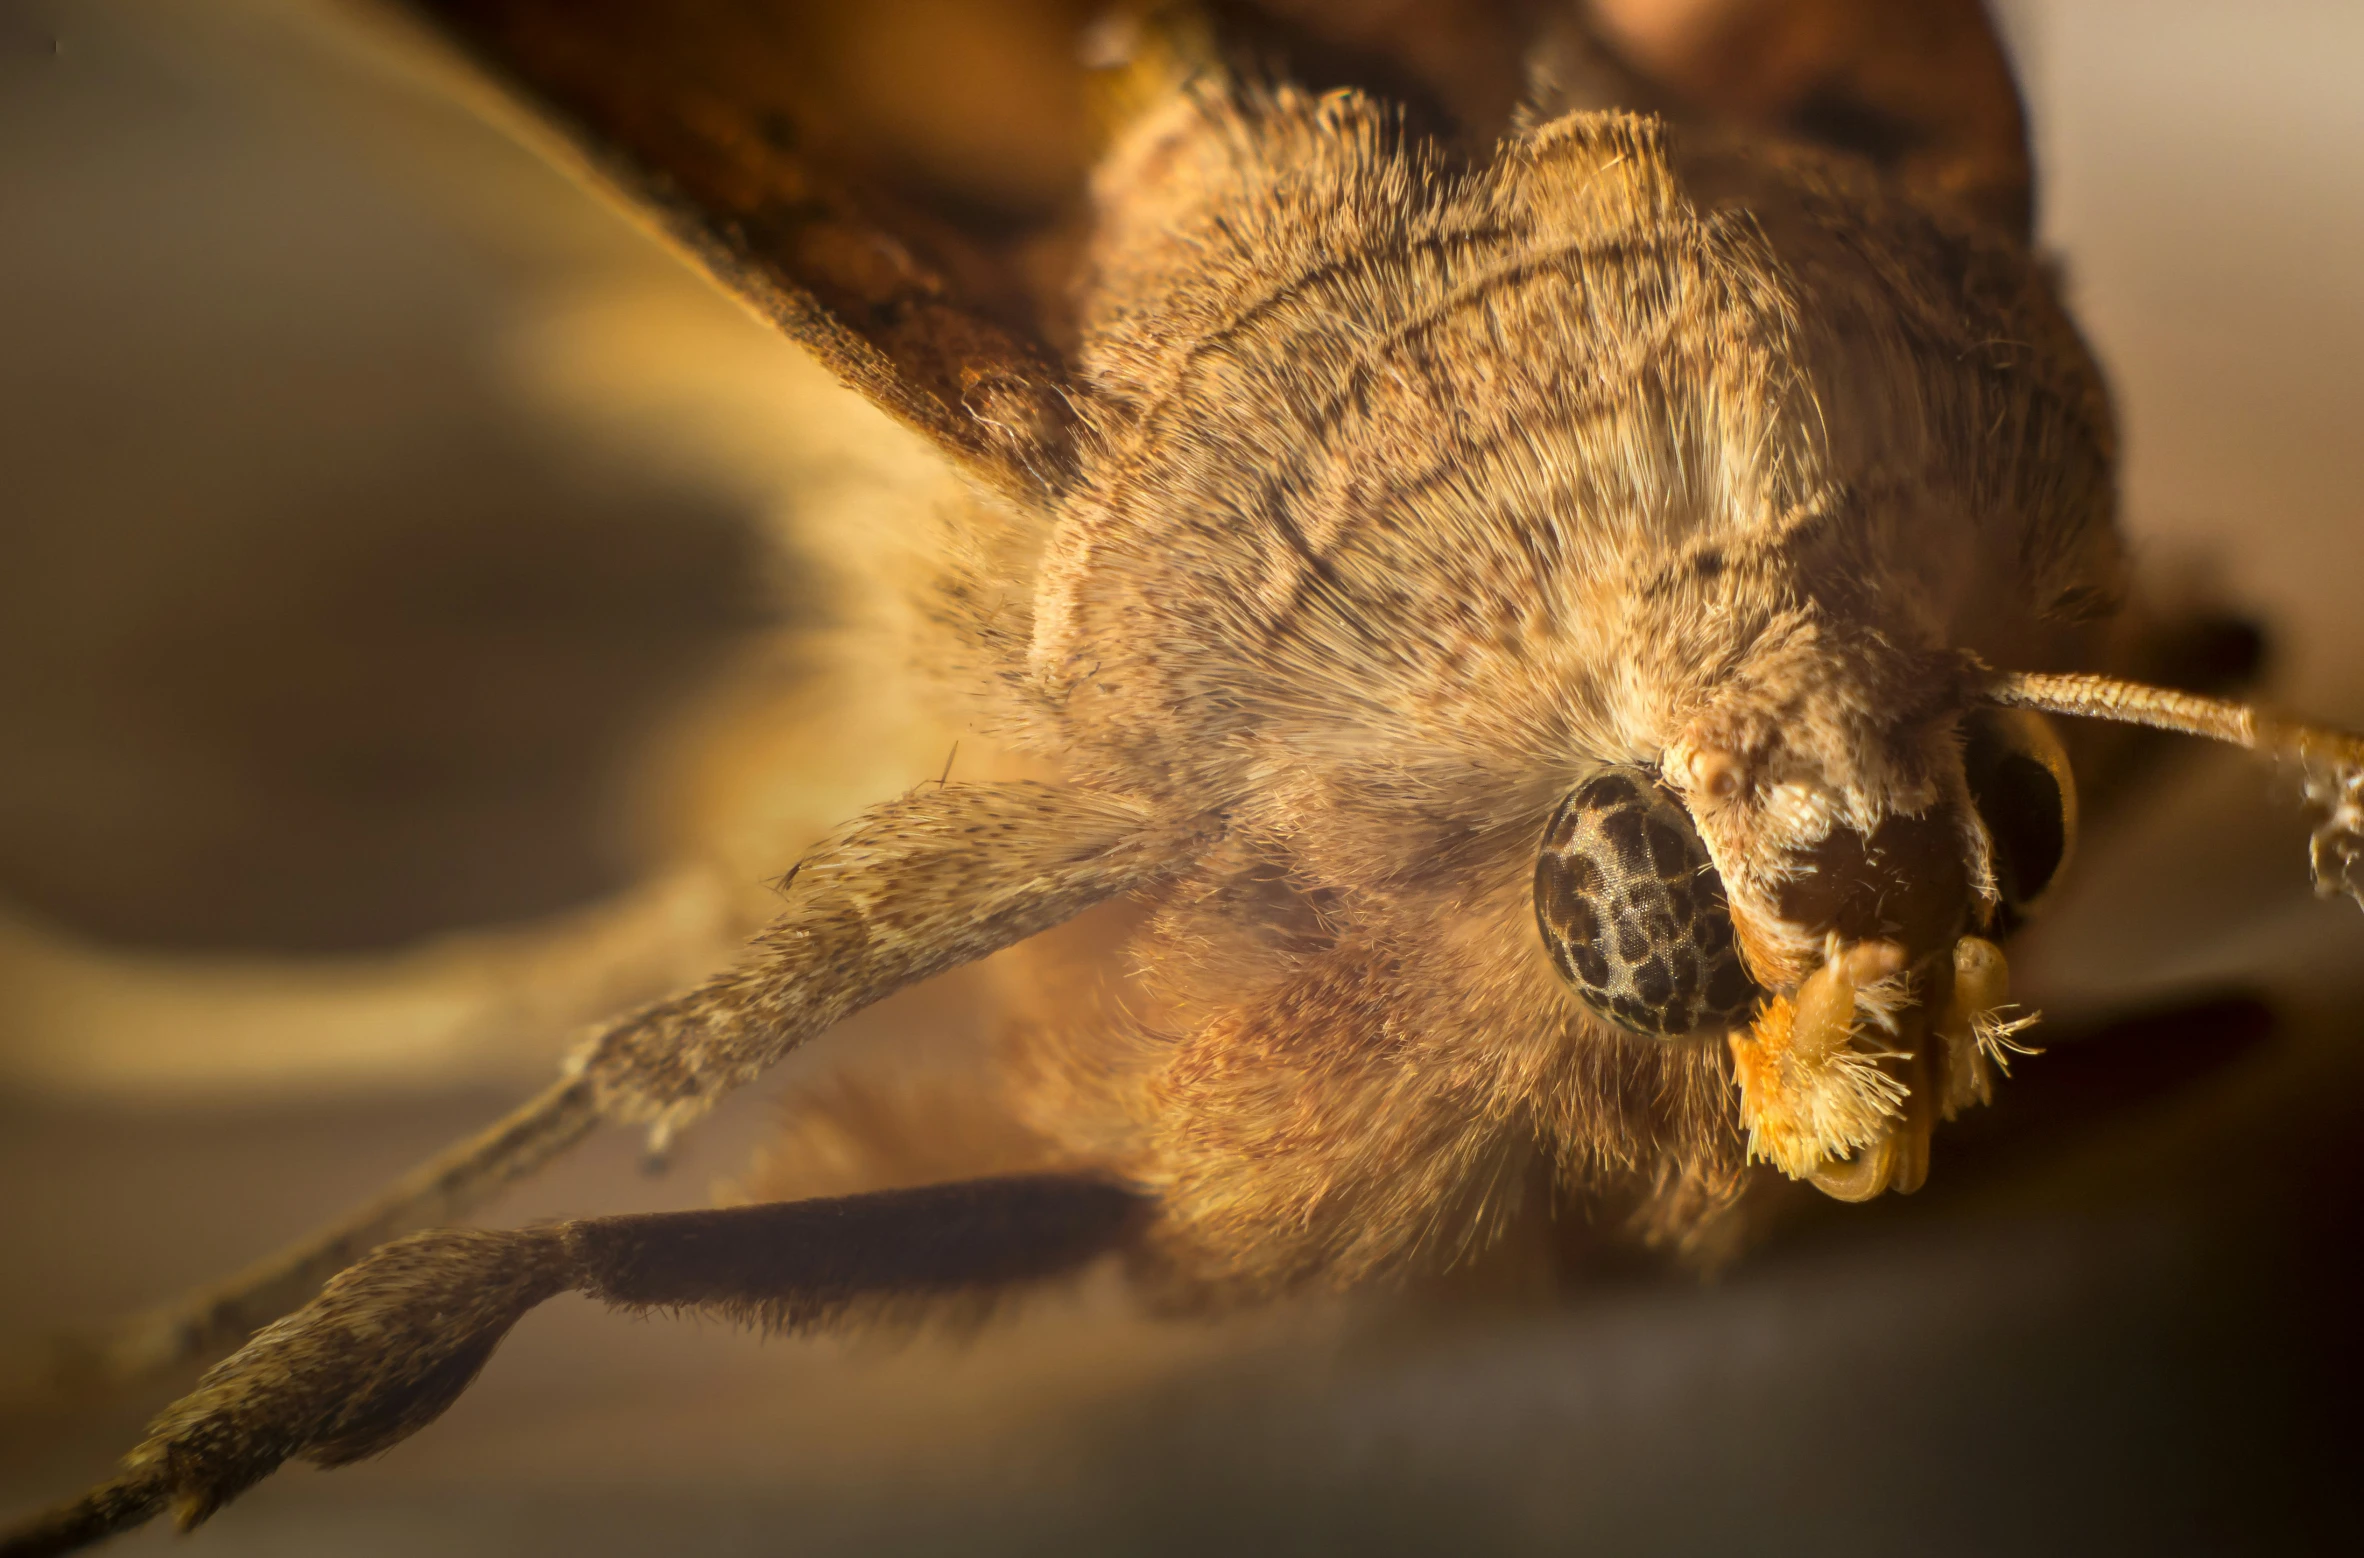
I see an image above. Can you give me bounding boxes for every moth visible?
[9,0,2364,1551]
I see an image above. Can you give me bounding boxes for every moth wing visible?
[1538,0,2034,238]
[1159,3,2035,237]
[393,0,2035,500]
[404,0,1079,502]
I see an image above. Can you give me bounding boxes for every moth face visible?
[1533,704,2078,1201]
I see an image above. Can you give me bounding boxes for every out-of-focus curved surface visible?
[0,0,973,1098]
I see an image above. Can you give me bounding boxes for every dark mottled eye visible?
[1534,768,1763,1038]
[1962,707,2078,933]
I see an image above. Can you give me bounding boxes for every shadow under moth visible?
[8,1,2362,1551]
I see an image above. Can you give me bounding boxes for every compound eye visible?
[1962,706,2078,933]
[1534,767,1764,1038]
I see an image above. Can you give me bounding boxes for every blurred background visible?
[1,1,2360,1552]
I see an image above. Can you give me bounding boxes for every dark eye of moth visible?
[1534,768,1764,1038]
[1961,709,2075,934]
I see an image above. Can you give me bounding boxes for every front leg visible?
[0,1175,1148,1557]
[78,780,1203,1388]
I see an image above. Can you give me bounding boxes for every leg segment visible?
[2,1175,1148,1558]
[76,780,1201,1386]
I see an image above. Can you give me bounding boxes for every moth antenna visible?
[1991,670,2364,908]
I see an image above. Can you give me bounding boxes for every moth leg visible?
[73,781,1203,1388]
[1,1175,1146,1558]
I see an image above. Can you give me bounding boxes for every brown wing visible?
[407,0,1083,501]
[1559,0,2034,238]
[397,2,2031,511]
[1191,3,2032,236]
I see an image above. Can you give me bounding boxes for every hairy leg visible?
[75,781,1203,1387]
[2,1174,1149,1558]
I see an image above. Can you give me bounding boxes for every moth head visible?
[1540,641,2364,1204]
[1535,639,2084,1203]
